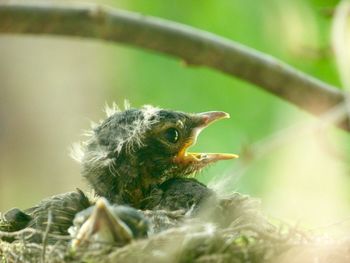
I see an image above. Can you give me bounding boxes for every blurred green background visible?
[1,0,349,229]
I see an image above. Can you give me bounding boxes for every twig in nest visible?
[41,210,52,263]
[0,228,71,241]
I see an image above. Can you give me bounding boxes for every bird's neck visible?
[82,157,154,208]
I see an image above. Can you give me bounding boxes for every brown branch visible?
[0,1,349,131]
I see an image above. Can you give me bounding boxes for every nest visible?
[1,193,349,263]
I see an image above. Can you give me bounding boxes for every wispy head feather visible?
[104,102,121,117]
[70,143,85,163]
[118,104,160,154]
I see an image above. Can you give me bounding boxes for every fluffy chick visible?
[75,105,238,207]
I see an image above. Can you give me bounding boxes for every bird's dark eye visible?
[164,128,179,143]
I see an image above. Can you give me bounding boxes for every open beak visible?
[174,111,239,166]
[71,198,133,249]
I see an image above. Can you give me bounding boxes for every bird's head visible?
[70,198,148,249]
[138,108,238,176]
[73,104,238,206]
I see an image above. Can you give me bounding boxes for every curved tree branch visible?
[0,1,348,131]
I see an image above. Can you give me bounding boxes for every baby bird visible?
[1,193,148,246]
[0,105,237,243]
[75,104,238,207]
[0,189,91,243]
[70,198,148,249]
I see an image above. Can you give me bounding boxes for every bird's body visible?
[25,189,91,240]
[0,178,214,243]
[142,178,217,212]
[0,189,91,243]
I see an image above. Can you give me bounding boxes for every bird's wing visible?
[25,189,91,242]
